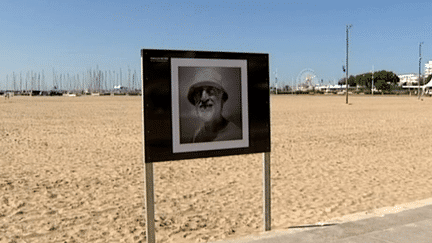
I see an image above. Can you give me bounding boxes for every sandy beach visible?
[1,94,432,243]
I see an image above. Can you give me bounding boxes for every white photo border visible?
[171,58,249,153]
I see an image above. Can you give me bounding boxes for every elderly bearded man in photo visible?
[187,68,242,143]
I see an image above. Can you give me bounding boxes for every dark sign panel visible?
[142,49,270,162]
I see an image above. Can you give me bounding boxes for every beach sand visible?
[1,95,432,243]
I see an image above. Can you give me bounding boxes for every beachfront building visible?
[398,73,419,86]
[113,85,127,92]
[425,60,432,76]
[314,84,346,92]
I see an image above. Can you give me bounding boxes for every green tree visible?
[389,72,400,84]
[374,79,390,94]
[347,75,356,87]
[364,73,374,89]
[343,70,399,92]
[374,71,386,83]
[420,74,432,85]
[426,74,432,84]
[356,74,371,89]
[363,70,399,92]
[419,76,425,86]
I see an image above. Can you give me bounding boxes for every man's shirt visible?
[193,119,242,143]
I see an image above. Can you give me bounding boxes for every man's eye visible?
[208,89,218,95]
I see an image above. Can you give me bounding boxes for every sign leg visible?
[145,162,156,243]
[263,152,271,231]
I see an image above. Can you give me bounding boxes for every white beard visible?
[197,103,216,122]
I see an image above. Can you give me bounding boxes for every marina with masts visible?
[0,66,141,96]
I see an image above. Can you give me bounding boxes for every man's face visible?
[193,86,224,123]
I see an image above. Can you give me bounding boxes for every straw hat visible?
[187,68,228,105]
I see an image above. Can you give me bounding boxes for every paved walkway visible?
[212,202,432,243]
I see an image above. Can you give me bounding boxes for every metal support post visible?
[346,24,352,104]
[419,42,424,99]
[263,152,271,231]
[144,162,156,243]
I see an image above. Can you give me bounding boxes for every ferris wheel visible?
[296,69,318,90]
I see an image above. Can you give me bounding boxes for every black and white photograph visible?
[171,58,249,153]
[142,49,269,162]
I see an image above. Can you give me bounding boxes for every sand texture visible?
[1,95,432,243]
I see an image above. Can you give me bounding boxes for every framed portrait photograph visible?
[142,49,270,163]
[171,58,249,153]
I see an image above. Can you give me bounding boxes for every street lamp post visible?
[346,24,352,104]
[418,42,424,99]
[372,65,374,96]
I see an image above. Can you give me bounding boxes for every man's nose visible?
[201,90,210,100]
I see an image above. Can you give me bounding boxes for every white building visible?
[398,74,419,86]
[425,60,432,76]
[113,85,128,91]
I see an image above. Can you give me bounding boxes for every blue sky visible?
[1,0,431,90]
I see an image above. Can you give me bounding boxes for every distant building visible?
[113,85,128,93]
[425,60,432,77]
[398,74,419,86]
[114,85,127,90]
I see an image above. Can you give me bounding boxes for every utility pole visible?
[345,24,352,104]
[372,65,374,96]
[418,42,424,99]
